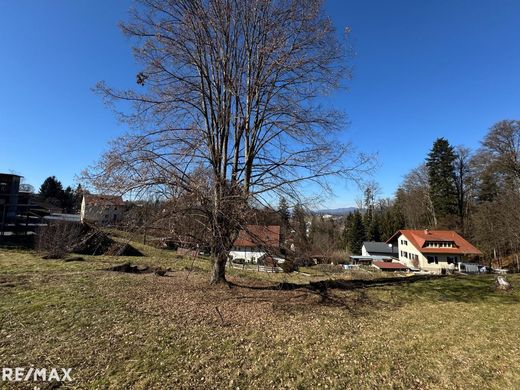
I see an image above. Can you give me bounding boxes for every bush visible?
[37,221,83,259]
[294,257,315,267]
[280,259,298,273]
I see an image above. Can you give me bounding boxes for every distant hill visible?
[315,207,357,216]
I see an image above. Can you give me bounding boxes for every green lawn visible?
[1,246,519,389]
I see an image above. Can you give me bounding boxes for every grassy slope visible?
[1,246,519,389]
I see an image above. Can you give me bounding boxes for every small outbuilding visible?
[373,260,409,272]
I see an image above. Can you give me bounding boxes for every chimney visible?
[424,229,430,235]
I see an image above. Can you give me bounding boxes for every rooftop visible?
[363,241,398,254]
[234,225,280,248]
[387,230,482,255]
[83,194,125,206]
[350,255,395,261]
[373,261,409,270]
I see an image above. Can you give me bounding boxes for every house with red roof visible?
[386,229,482,274]
[229,225,283,264]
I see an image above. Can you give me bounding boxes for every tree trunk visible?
[210,250,228,284]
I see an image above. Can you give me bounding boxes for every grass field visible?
[1,244,520,389]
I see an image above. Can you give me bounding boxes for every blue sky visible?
[1,0,519,208]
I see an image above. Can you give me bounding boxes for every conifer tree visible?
[346,210,365,255]
[426,138,458,224]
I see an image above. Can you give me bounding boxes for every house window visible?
[401,251,408,258]
[400,239,408,245]
[427,256,438,264]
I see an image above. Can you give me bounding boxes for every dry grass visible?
[1,246,520,389]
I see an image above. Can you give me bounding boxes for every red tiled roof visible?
[83,194,125,206]
[386,230,482,255]
[234,225,280,248]
[373,261,408,270]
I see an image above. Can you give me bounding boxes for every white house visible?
[228,225,283,264]
[386,229,482,274]
[80,194,125,225]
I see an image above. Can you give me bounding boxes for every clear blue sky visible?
[1,0,519,208]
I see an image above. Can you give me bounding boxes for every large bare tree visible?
[85,0,371,283]
[482,120,520,183]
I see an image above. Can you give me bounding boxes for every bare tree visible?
[482,120,520,183]
[453,146,475,234]
[396,164,436,228]
[84,0,372,283]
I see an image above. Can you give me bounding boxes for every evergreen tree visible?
[74,184,85,212]
[379,205,405,241]
[367,213,382,242]
[426,138,458,223]
[342,212,354,251]
[62,186,75,213]
[39,176,64,200]
[278,197,290,250]
[292,203,309,255]
[346,210,365,255]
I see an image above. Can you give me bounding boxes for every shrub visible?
[37,221,83,259]
[280,259,298,273]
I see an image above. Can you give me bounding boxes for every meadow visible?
[1,244,519,389]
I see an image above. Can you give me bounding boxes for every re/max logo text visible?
[2,367,72,382]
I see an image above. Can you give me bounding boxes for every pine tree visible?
[292,203,309,256]
[342,212,354,251]
[379,205,405,241]
[39,176,64,200]
[73,184,84,212]
[346,210,365,255]
[62,186,75,213]
[367,213,382,242]
[278,197,290,250]
[426,138,458,224]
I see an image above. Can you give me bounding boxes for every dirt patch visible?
[64,256,85,262]
[0,275,28,288]
[69,224,143,257]
[107,262,169,276]
[104,243,144,257]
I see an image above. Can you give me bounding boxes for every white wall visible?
[229,248,266,263]
[81,200,124,225]
[361,245,368,256]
